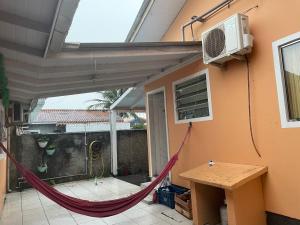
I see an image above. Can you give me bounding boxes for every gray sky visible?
[66,0,144,43]
[45,1,144,109]
[43,92,102,110]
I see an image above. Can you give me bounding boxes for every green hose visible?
[88,141,105,179]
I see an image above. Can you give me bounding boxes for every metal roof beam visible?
[8,78,141,95]
[7,70,155,86]
[0,10,51,34]
[43,0,63,58]
[5,59,178,78]
[9,83,134,101]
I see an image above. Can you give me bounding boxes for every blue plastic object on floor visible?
[157,184,188,209]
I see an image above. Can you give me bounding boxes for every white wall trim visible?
[273,32,300,128]
[172,68,213,124]
[146,87,170,179]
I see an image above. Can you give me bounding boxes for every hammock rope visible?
[0,125,191,218]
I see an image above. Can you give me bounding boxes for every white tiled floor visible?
[0,178,193,225]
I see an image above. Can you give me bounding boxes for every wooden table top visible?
[180,162,268,190]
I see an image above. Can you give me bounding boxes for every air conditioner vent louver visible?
[204,27,226,58]
[202,13,253,65]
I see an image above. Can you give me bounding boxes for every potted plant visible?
[37,136,49,148]
[37,163,47,173]
[46,144,56,156]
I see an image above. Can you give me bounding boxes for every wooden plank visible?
[175,204,193,220]
[192,183,225,225]
[225,178,266,225]
[180,162,267,190]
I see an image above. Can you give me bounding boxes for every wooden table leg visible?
[190,182,225,225]
[225,177,266,225]
[190,182,200,225]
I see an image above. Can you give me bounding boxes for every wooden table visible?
[180,162,268,225]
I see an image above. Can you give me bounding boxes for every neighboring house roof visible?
[32,109,123,124]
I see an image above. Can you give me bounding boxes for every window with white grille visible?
[173,69,213,123]
[273,32,300,128]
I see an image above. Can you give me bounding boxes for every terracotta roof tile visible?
[32,109,123,124]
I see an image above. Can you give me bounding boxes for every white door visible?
[148,90,169,176]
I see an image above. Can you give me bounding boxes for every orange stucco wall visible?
[145,0,300,220]
[0,141,7,215]
[0,101,7,215]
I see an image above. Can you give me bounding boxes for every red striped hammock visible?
[0,126,191,218]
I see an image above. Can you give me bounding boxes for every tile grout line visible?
[37,190,51,225]
[20,191,24,225]
[65,185,81,225]
[6,179,192,225]
[66,183,111,225]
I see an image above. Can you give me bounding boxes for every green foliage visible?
[88,89,126,110]
[132,124,146,130]
[88,89,139,119]
[46,143,56,150]
[37,135,49,142]
[0,54,9,110]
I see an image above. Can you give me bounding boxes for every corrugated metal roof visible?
[32,109,123,124]
[0,0,79,57]
[3,42,202,103]
[0,0,202,104]
[110,87,145,111]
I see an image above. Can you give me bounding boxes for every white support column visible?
[110,110,118,176]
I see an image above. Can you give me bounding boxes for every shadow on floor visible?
[116,174,150,186]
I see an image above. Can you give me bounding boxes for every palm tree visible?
[88,89,140,120]
[88,89,126,110]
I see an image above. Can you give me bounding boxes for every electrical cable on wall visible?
[243,5,259,14]
[245,56,262,158]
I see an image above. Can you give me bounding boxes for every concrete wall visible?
[28,124,62,134]
[145,0,300,221]
[9,129,148,191]
[27,123,131,134]
[9,130,110,191]
[117,130,148,175]
[66,122,131,133]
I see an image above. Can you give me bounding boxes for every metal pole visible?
[181,0,234,41]
[110,110,118,176]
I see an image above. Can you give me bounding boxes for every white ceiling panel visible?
[0,21,14,40]
[2,42,202,103]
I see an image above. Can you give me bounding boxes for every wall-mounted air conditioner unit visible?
[202,13,253,65]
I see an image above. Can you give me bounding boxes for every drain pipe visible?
[181,0,234,41]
